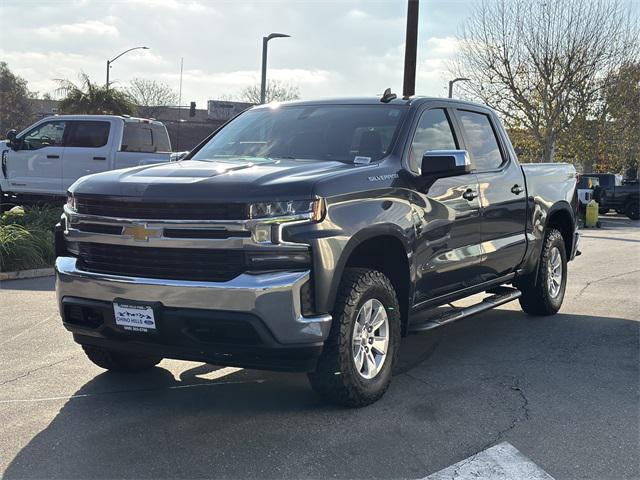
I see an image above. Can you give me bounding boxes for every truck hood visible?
[70,158,353,201]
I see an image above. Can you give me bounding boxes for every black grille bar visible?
[77,243,245,282]
[75,196,249,220]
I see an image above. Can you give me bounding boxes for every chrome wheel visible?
[352,298,389,380]
[547,246,563,298]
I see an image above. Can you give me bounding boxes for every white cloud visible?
[424,36,460,57]
[35,20,119,38]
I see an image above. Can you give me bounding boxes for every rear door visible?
[454,108,527,281]
[408,106,483,305]
[62,120,113,190]
[6,119,66,194]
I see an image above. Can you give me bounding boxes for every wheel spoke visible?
[354,347,364,372]
[365,350,377,375]
[362,301,372,324]
[371,336,387,355]
[371,306,387,330]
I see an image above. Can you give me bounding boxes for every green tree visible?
[0,62,34,134]
[56,73,135,115]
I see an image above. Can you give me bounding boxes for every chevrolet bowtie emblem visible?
[122,224,162,242]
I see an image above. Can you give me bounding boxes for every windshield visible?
[191,105,407,163]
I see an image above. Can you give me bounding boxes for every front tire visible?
[308,268,401,407]
[625,199,639,220]
[82,346,162,372]
[517,228,567,316]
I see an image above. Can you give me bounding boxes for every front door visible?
[6,119,66,195]
[454,108,527,280]
[408,107,483,306]
[62,120,113,191]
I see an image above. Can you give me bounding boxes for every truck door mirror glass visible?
[421,150,471,177]
[6,129,17,149]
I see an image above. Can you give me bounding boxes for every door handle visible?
[462,189,478,201]
[93,156,106,161]
[511,184,524,195]
[46,155,60,159]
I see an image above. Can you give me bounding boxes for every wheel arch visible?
[327,226,413,335]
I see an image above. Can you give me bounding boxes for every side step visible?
[409,287,522,333]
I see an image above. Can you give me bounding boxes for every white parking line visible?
[424,442,555,480]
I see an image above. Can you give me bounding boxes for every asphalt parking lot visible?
[1,214,638,479]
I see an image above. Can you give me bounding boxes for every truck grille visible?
[77,243,245,282]
[75,196,248,220]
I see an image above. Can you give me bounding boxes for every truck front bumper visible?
[55,257,332,372]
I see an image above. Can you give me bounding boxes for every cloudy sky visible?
[1,0,474,106]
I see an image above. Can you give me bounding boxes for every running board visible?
[409,287,522,333]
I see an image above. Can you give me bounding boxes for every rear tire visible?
[82,346,162,372]
[308,268,401,407]
[625,199,639,220]
[517,228,567,316]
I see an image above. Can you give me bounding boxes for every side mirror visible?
[421,150,471,177]
[6,129,18,150]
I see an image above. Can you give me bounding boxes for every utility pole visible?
[402,0,419,98]
[176,57,183,151]
[260,33,290,104]
[106,46,149,92]
[448,77,470,98]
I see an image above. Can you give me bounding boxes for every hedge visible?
[0,206,60,272]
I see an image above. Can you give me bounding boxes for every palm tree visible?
[56,73,135,115]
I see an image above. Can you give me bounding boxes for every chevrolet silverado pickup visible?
[55,96,580,407]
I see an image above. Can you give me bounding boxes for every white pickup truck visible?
[1,115,172,208]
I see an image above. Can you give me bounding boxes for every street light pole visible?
[106,46,150,92]
[260,33,290,104]
[448,77,470,98]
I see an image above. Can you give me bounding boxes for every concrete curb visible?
[0,268,54,281]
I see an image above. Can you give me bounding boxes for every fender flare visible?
[324,223,413,315]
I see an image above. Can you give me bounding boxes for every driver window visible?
[21,121,66,150]
[409,109,457,174]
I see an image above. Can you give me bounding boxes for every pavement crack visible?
[0,357,73,386]
[575,269,640,297]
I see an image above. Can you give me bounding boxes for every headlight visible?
[249,199,324,221]
[66,193,77,212]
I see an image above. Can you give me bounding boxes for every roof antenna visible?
[380,88,397,103]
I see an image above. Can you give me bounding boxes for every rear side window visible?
[457,110,504,171]
[66,121,110,148]
[121,123,170,153]
[409,108,458,173]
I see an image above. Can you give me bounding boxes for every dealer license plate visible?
[113,302,156,332]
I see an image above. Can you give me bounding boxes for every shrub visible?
[0,205,61,272]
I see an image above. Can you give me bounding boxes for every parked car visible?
[1,115,171,209]
[55,96,580,407]
[593,174,639,219]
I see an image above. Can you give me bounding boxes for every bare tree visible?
[450,0,638,162]
[237,80,300,104]
[126,78,178,118]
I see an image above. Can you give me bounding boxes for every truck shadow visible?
[3,309,638,479]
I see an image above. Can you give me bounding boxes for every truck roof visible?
[39,114,165,125]
[251,96,492,110]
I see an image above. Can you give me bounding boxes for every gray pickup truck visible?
[55,96,580,407]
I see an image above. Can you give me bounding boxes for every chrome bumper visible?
[55,257,332,345]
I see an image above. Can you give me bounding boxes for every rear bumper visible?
[55,257,332,371]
